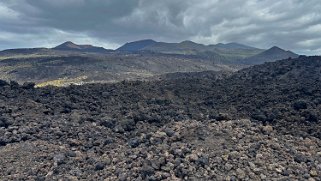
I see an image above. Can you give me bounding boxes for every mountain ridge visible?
[241,46,299,64]
[116,39,261,52]
[116,39,267,62]
[0,40,300,65]
[116,39,157,52]
[213,42,258,50]
[53,41,113,53]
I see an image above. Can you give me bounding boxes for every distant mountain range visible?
[116,40,263,61]
[117,39,258,52]
[0,40,299,65]
[116,39,299,64]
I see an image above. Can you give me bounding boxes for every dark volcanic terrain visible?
[0,56,320,180]
[0,53,236,86]
[0,41,299,86]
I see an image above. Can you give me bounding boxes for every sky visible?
[0,0,320,55]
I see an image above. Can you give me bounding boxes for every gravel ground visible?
[1,119,320,180]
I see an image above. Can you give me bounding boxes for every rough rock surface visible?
[1,120,320,180]
[0,56,321,180]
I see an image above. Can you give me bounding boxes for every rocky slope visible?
[0,53,237,86]
[0,56,320,180]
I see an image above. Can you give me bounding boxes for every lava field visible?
[0,56,320,180]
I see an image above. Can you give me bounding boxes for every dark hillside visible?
[1,56,320,137]
[53,41,113,53]
[211,56,321,136]
[116,39,157,52]
[0,53,236,85]
[241,46,299,64]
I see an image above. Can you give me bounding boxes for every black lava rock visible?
[293,100,308,110]
[53,154,66,165]
[216,113,231,121]
[100,119,115,129]
[164,128,175,137]
[21,82,35,89]
[196,156,209,167]
[10,81,19,89]
[0,80,9,87]
[113,125,125,134]
[294,153,308,163]
[0,117,12,128]
[95,162,105,171]
[128,138,140,148]
[66,151,76,157]
[141,165,155,177]
[121,119,136,132]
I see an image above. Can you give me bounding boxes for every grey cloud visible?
[0,0,320,55]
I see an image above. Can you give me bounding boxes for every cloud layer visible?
[0,0,320,54]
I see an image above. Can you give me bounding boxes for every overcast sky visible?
[0,0,320,54]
